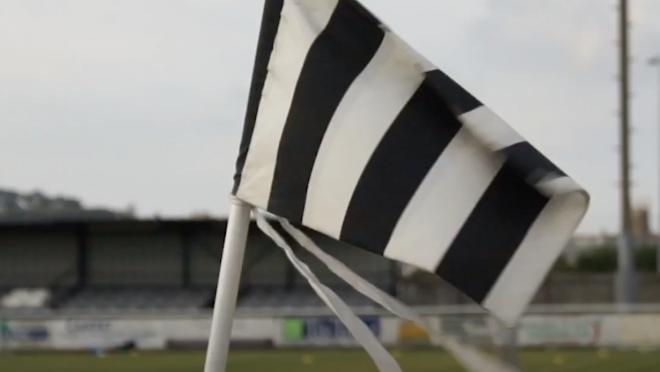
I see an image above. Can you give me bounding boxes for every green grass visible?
[1,349,659,372]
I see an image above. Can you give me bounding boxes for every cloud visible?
[0,0,658,233]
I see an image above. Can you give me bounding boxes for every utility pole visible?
[648,56,660,274]
[615,0,636,304]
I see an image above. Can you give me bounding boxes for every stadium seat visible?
[59,287,212,311]
[1,287,51,308]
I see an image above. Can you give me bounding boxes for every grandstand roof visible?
[0,218,231,234]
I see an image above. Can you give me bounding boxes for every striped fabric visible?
[232,0,588,324]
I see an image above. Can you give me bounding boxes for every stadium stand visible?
[238,288,377,309]
[59,287,211,311]
[1,217,660,317]
[0,218,400,314]
[0,220,225,314]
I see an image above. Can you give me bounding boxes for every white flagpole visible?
[203,197,251,372]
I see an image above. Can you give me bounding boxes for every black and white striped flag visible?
[233,0,588,324]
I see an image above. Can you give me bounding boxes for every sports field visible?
[1,349,659,372]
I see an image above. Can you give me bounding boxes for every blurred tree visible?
[570,245,657,272]
[634,246,657,272]
[575,247,617,272]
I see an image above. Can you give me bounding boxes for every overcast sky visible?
[1,0,659,233]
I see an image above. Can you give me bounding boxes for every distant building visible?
[632,206,651,241]
[563,207,657,264]
[0,189,133,223]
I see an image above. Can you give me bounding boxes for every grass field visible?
[1,349,659,372]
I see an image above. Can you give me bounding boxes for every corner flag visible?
[233,0,588,325]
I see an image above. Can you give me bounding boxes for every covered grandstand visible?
[2,218,660,354]
[0,218,399,315]
[2,218,660,316]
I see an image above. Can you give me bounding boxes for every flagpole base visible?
[203,197,251,372]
